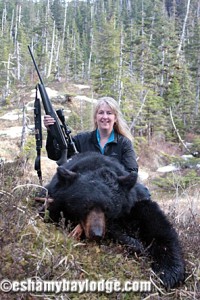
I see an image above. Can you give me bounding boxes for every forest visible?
[0,0,200,149]
[0,1,200,299]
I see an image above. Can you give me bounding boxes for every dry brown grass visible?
[0,158,199,300]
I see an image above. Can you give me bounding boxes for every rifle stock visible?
[28,45,68,166]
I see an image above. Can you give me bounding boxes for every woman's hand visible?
[43,115,55,129]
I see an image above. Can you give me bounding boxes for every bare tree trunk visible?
[43,0,50,76]
[55,40,61,80]
[61,2,67,50]
[88,27,94,80]
[139,0,146,106]
[16,41,20,80]
[47,21,56,78]
[10,9,14,40]
[118,26,123,106]
[73,29,77,81]
[195,59,200,116]
[160,42,165,97]
[18,3,22,24]
[129,18,134,73]
[14,3,22,48]
[140,0,144,88]
[14,6,18,44]
[1,5,7,36]
[65,27,70,82]
[20,103,27,150]
[6,54,11,93]
[194,2,200,116]
[88,3,94,79]
[149,13,155,46]
[177,0,191,57]
[147,118,152,145]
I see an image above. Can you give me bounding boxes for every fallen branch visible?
[34,197,54,203]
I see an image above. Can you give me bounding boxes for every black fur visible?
[46,152,185,289]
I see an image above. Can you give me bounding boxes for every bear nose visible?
[82,207,106,242]
[89,227,104,241]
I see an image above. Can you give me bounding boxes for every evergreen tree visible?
[92,15,121,97]
[0,0,199,144]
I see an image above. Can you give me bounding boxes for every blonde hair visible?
[93,97,133,141]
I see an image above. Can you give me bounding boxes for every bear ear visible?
[118,172,137,190]
[57,166,78,183]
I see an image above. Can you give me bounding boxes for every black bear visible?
[45,152,185,290]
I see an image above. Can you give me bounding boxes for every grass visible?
[0,159,199,300]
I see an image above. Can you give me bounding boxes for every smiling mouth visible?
[101,121,110,124]
[101,123,110,126]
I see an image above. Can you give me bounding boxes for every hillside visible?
[0,83,199,300]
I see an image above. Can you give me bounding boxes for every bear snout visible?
[81,207,106,241]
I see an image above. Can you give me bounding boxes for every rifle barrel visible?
[28,45,44,85]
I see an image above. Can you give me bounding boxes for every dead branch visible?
[169,107,191,154]
[129,90,148,132]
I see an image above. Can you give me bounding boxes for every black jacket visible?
[46,130,138,173]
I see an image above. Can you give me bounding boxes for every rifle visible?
[34,86,43,185]
[28,45,69,166]
[56,109,78,155]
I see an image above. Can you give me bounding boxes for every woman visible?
[43,97,145,238]
[44,96,138,173]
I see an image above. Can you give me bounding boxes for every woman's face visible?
[95,103,117,133]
